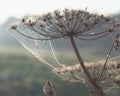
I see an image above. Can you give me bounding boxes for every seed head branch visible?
[98,33,120,80]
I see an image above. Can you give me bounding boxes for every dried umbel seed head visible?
[9,22,19,30]
[43,81,57,96]
[54,10,62,18]
[10,8,119,41]
[42,12,52,22]
[53,61,120,84]
[116,63,120,69]
[22,16,39,26]
[113,33,120,50]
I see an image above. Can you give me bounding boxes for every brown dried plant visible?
[43,81,59,96]
[9,9,120,96]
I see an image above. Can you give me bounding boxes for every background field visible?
[0,46,92,96]
[0,46,120,96]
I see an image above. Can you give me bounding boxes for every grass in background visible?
[0,46,90,96]
[0,46,119,96]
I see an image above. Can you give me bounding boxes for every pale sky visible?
[0,0,120,24]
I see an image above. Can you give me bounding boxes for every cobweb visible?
[10,24,68,70]
[10,22,120,68]
[9,19,120,85]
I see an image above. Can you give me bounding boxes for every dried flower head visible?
[9,21,19,30]
[53,61,120,84]
[22,16,39,26]
[43,81,58,96]
[113,33,120,50]
[10,9,119,41]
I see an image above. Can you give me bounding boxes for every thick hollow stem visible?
[93,86,105,96]
[69,35,105,96]
[69,35,93,84]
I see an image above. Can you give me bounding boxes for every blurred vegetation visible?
[0,46,120,96]
[0,46,92,96]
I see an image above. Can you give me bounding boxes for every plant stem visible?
[98,33,117,80]
[69,35,105,96]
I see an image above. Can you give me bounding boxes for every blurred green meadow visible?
[0,46,92,96]
[0,46,120,96]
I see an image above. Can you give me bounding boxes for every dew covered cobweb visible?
[10,22,78,70]
[12,31,59,69]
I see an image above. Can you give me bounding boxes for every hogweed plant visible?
[9,9,120,96]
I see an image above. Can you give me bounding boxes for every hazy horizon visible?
[0,0,120,24]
